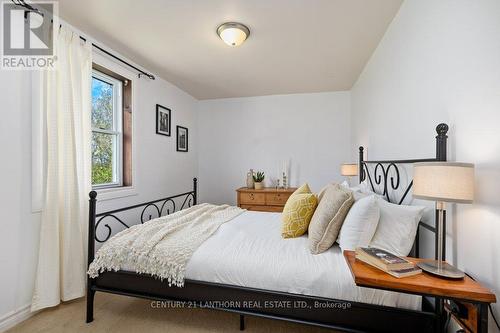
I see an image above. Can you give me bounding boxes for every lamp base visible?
[417,261,465,279]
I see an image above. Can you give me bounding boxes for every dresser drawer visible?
[240,205,284,213]
[265,192,291,206]
[239,192,266,205]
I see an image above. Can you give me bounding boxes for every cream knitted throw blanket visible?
[88,203,245,287]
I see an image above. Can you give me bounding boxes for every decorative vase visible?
[246,169,254,188]
[254,182,263,190]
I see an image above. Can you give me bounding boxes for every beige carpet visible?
[7,293,336,333]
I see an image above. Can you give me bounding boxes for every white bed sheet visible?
[128,210,421,310]
[187,211,420,310]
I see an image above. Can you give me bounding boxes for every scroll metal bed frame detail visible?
[93,189,196,243]
[86,124,452,333]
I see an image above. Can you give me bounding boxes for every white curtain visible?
[31,27,92,311]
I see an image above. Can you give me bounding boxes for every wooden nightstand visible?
[236,187,296,212]
[344,250,496,333]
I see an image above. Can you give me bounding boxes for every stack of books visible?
[355,247,422,278]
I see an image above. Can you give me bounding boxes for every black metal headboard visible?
[358,123,449,260]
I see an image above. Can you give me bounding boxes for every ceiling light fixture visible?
[217,22,250,47]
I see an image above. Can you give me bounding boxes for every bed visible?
[86,123,450,333]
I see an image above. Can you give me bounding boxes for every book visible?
[355,254,422,278]
[385,266,422,278]
[355,247,414,271]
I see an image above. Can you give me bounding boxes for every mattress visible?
[128,210,421,310]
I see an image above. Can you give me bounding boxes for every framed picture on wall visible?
[156,104,171,136]
[176,126,188,152]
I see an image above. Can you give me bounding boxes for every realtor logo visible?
[1,1,58,69]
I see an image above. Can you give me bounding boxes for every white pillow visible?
[350,180,373,193]
[341,180,367,192]
[353,191,369,201]
[338,195,380,251]
[341,180,381,201]
[369,198,425,256]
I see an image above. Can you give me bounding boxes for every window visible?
[91,70,123,188]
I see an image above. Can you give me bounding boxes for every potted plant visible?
[253,171,265,190]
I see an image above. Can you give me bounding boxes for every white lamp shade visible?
[413,162,474,203]
[341,163,358,176]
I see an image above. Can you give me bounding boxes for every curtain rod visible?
[11,0,156,80]
[78,35,156,80]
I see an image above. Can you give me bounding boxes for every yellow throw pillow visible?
[281,184,318,238]
[293,183,312,195]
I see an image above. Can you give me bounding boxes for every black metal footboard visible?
[86,178,197,322]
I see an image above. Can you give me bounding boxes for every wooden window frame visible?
[92,63,133,188]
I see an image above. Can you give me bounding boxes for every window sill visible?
[95,186,138,201]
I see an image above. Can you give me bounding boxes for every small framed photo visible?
[176,126,188,152]
[156,104,171,136]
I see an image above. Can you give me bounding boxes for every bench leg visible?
[239,314,245,331]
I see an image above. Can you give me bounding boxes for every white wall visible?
[92,51,198,214]
[351,0,500,330]
[0,48,198,331]
[198,92,351,205]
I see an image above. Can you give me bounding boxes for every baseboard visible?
[0,304,34,333]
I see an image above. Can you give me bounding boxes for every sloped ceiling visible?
[58,0,402,99]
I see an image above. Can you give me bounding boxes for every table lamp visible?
[341,163,358,186]
[413,162,474,279]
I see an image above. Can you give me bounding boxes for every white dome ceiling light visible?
[217,22,250,47]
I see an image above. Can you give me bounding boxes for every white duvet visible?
[127,210,421,310]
